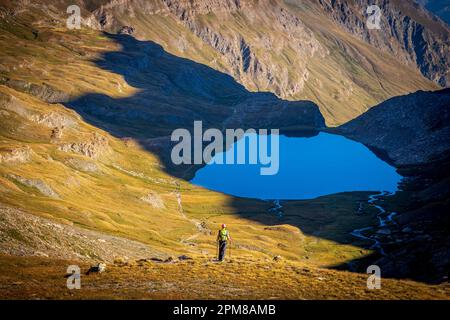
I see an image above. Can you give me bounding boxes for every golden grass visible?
[0,4,445,299]
[0,255,448,300]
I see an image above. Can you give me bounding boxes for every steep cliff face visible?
[315,0,450,86]
[2,0,446,125]
[160,0,326,98]
[69,0,442,125]
[89,0,327,97]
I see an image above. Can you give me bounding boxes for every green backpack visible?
[219,228,228,241]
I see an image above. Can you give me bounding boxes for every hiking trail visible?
[173,181,210,247]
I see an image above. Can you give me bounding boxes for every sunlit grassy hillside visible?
[0,1,448,299]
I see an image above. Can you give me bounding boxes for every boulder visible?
[87,263,106,274]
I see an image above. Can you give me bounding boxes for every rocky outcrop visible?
[162,0,325,97]
[140,191,165,209]
[0,90,77,129]
[336,88,450,166]
[65,158,100,173]
[0,77,70,103]
[58,133,110,159]
[0,205,167,262]
[6,174,59,199]
[0,90,33,118]
[225,92,326,130]
[30,111,77,129]
[118,25,135,35]
[0,146,32,164]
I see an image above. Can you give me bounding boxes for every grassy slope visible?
[0,10,376,265]
[0,81,375,266]
[102,0,438,126]
[1,255,449,299]
[0,4,448,299]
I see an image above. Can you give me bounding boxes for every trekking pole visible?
[216,241,219,260]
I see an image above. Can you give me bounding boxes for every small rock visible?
[33,251,49,258]
[51,126,63,140]
[118,26,135,35]
[136,258,148,263]
[87,263,106,274]
[164,256,175,263]
[97,263,106,272]
[273,255,282,262]
[178,255,193,261]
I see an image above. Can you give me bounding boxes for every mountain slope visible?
[0,0,449,295]
[1,0,445,126]
[336,88,450,166]
[416,0,450,26]
[1,254,449,299]
[335,88,450,283]
[314,0,450,86]
[83,0,445,125]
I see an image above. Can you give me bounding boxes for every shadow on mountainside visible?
[63,33,440,283]
[66,33,325,178]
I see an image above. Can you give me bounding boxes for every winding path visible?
[173,181,210,246]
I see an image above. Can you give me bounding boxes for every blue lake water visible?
[190,132,402,200]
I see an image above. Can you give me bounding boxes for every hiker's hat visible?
[221,223,226,228]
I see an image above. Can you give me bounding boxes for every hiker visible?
[217,223,232,261]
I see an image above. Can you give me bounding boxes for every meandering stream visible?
[268,200,283,218]
[350,192,397,256]
[266,192,398,257]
